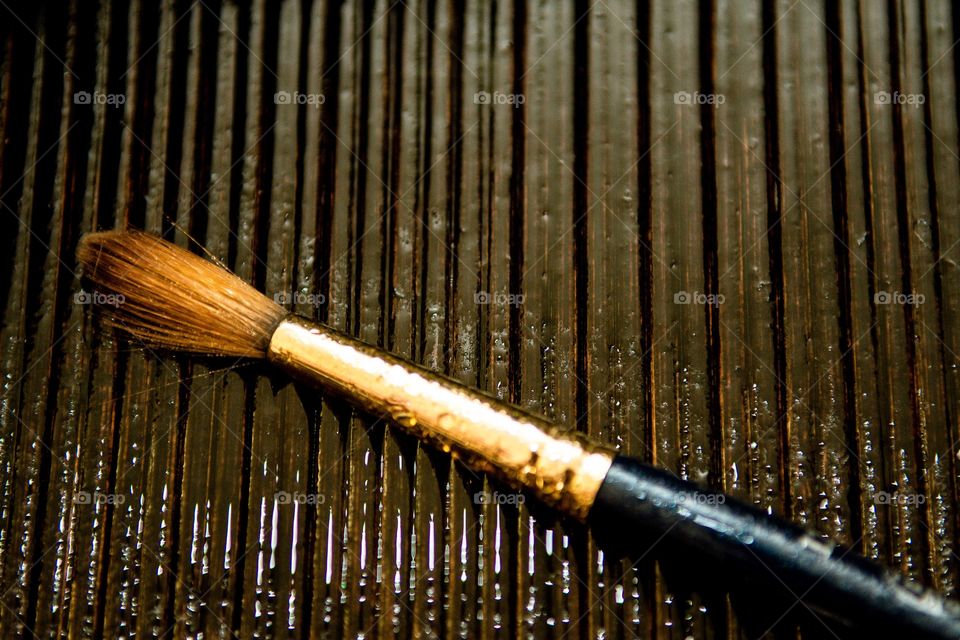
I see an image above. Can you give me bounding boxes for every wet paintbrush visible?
[77,230,960,638]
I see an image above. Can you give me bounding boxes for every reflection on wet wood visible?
[1,0,959,638]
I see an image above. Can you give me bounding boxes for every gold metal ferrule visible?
[267,315,614,521]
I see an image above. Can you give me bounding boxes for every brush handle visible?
[589,456,960,638]
[268,316,960,635]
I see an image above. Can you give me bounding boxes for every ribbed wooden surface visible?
[1,0,959,637]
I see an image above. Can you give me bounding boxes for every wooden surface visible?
[1,0,960,637]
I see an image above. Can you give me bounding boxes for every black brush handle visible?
[589,456,960,638]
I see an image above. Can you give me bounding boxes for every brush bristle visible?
[77,230,286,358]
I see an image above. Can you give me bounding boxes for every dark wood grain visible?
[2,1,960,638]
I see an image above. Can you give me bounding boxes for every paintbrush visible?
[77,230,960,637]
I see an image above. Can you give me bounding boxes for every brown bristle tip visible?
[77,230,286,358]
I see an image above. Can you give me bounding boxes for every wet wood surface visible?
[1,0,959,637]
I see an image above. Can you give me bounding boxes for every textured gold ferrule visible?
[267,315,614,521]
